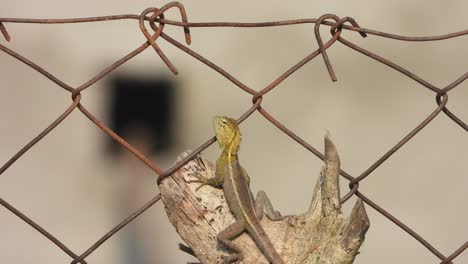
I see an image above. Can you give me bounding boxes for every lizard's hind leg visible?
[218,220,246,263]
[255,191,284,221]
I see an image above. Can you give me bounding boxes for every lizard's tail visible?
[246,221,285,264]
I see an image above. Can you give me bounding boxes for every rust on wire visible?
[0,95,81,175]
[0,196,87,264]
[441,242,468,264]
[314,14,367,82]
[70,194,161,264]
[140,8,177,74]
[0,22,10,41]
[0,1,466,263]
[314,14,340,81]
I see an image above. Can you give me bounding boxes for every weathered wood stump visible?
[160,136,370,263]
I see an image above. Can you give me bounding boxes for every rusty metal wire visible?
[0,2,467,263]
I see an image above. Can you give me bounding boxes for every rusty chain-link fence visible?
[0,1,467,263]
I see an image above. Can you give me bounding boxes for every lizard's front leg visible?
[189,176,224,191]
[255,191,284,221]
[239,166,282,221]
[188,159,224,190]
[217,220,246,264]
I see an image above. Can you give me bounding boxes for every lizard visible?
[190,116,285,264]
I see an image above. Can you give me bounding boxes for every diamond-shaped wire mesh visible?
[0,2,466,263]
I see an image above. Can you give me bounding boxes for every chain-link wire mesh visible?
[0,2,467,263]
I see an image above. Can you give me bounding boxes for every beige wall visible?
[0,0,467,263]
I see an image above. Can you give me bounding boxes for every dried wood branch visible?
[160,136,370,264]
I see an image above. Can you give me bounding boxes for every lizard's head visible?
[214,116,241,151]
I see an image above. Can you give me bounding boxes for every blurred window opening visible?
[107,75,176,156]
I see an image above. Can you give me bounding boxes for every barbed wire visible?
[0,2,467,263]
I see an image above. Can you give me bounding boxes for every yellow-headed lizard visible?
[191,116,284,264]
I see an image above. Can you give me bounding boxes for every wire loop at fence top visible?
[0,1,467,263]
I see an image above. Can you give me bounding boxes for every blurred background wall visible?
[0,0,467,263]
